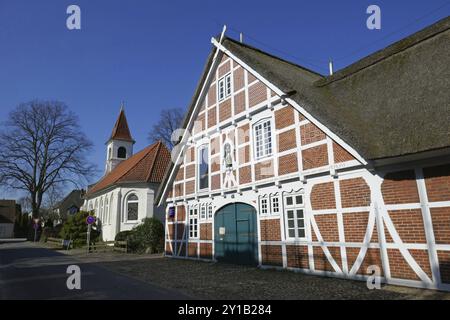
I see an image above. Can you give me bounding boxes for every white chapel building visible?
[82,107,170,241]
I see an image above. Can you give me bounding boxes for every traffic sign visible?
[86,215,96,225]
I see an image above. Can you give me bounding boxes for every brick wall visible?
[219,99,232,122]
[261,245,283,266]
[178,243,186,257]
[381,170,420,204]
[208,84,216,107]
[300,122,326,145]
[207,106,217,128]
[239,166,252,184]
[188,243,198,258]
[167,223,175,239]
[237,124,250,145]
[278,153,298,175]
[277,129,296,152]
[176,224,185,240]
[339,178,371,208]
[238,145,250,164]
[200,223,213,240]
[211,156,220,172]
[313,246,341,272]
[387,249,431,280]
[248,72,257,84]
[255,160,274,180]
[302,144,328,170]
[233,67,245,92]
[424,164,450,202]
[430,207,450,244]
[185,164,195,179]
[211,174,221,190]
[176,206,186,222]
[312,214,339,242]
[437,251,450,284]
[210,136,220,155]
[346,247,383,276]
[174,183,184,197]
[193,113,205,135]
[333,142,355,163]
[185,147,195,163]
[200,243,213,259]
[260,219,281,241]
[274,106,295,130]
[310,182,336,210]
[385,209,426,243]
[343,212,378,243]
[234,91,246,114]
[218,60,230,77]
[248,81,266,107]
[286,245,309,269]
[175,167,184,182]
[185,180,195,195]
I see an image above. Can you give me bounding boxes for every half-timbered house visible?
[156,17,450,291]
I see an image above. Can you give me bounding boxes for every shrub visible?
[60,211,99,248]
[114,230,134,242]
[40,224,64,242]
[128,217,164,254]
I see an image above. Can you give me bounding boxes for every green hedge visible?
[115,218,164,254]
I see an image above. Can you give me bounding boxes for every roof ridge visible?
[93,144,157,190]
[222,36,324,77]
[145,141,162,182]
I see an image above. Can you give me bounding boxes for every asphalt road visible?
[0,242,188,300]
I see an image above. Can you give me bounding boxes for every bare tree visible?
[148,108,184,149]
[17,196,32,214]
[0,100,96,218]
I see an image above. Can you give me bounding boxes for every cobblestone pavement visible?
[75,253,450,300]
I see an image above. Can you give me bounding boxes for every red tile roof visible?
[110,108,134,142]
[87,141,171,196]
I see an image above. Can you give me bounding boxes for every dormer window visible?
[218,73,232,101]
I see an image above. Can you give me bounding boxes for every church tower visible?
[105,104,135,174]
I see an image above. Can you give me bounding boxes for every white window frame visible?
[189,206,199,239]
[260,198,269,215]
[284,193,306,240]
[200,204,207,220]
[217,73,232,102]
[126,193,139,222]
[271,196,280,215]
[253,118,273,160]
[197,144,209,191]
[207,204,213,219]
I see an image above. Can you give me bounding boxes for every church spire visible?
[109,104,134,143]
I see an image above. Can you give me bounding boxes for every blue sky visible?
[0,0,449,199]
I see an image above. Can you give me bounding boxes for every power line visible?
[210,19,329,73]
[334,1,450,61]
[209,2,450,72]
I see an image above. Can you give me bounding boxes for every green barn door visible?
[214,203,258,265]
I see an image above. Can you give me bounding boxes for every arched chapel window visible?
[126,194,139,221]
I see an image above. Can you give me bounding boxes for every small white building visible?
[82,107,170,241]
